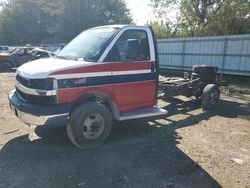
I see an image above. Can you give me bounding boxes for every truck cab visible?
[9,25,167,148]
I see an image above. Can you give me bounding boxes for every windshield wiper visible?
[56,55,79,61]
[55,55,95,62]
[82,58,95,62]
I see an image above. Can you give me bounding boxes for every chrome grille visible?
[16,88,57,104]
[16,74,57,104]
[16,74,53,90]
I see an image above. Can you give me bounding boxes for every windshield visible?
[9,47,18,54]
[58,27,118,62]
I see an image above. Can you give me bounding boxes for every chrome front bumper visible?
[9,104,68,126]
[9,90,70,127]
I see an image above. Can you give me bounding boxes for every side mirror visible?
[125,39,139,59]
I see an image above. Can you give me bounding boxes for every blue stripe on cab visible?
[58,73,156,89]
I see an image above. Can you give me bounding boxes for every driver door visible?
[104,29,157,112]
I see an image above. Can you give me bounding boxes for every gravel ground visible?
[0,73,249,188]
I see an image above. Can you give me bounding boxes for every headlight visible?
[16,74,54,90]
[57,78,86,89]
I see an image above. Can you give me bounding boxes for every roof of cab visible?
[93,25,150,29]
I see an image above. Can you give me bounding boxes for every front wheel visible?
[0,62,12,72]
[67,101,113,149]
[202,84,220,109]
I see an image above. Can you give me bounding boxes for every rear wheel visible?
[67,101,113,149]
[202,84,220,109]
[0,62,12,72]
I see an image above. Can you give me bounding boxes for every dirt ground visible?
[0,73,249,188]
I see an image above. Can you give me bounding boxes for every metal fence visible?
[157,34,250,76]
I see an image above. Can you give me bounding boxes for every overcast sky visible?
[125,0,179,25]
[125,0,154,25]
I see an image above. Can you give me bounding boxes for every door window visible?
[105,30,150,62]
[17,49,30,56]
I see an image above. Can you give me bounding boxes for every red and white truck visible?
[9,25,224,149]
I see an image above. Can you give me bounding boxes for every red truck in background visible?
[9,25,225,149]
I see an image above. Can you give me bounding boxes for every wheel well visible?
[70,92,120,120]
[0,60,14,67]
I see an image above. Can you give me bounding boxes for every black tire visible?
[192,65,217,75]
[202,84,220,109]
[67,101,113,149]
[0,62,12,72]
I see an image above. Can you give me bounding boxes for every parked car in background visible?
[30,47,55,58]
[53,44,65,55]
[0,47,54,72]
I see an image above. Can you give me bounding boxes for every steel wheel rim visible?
[82,113,105,140]
[210,89,219,105]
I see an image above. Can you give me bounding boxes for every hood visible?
[17,58,94,79]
